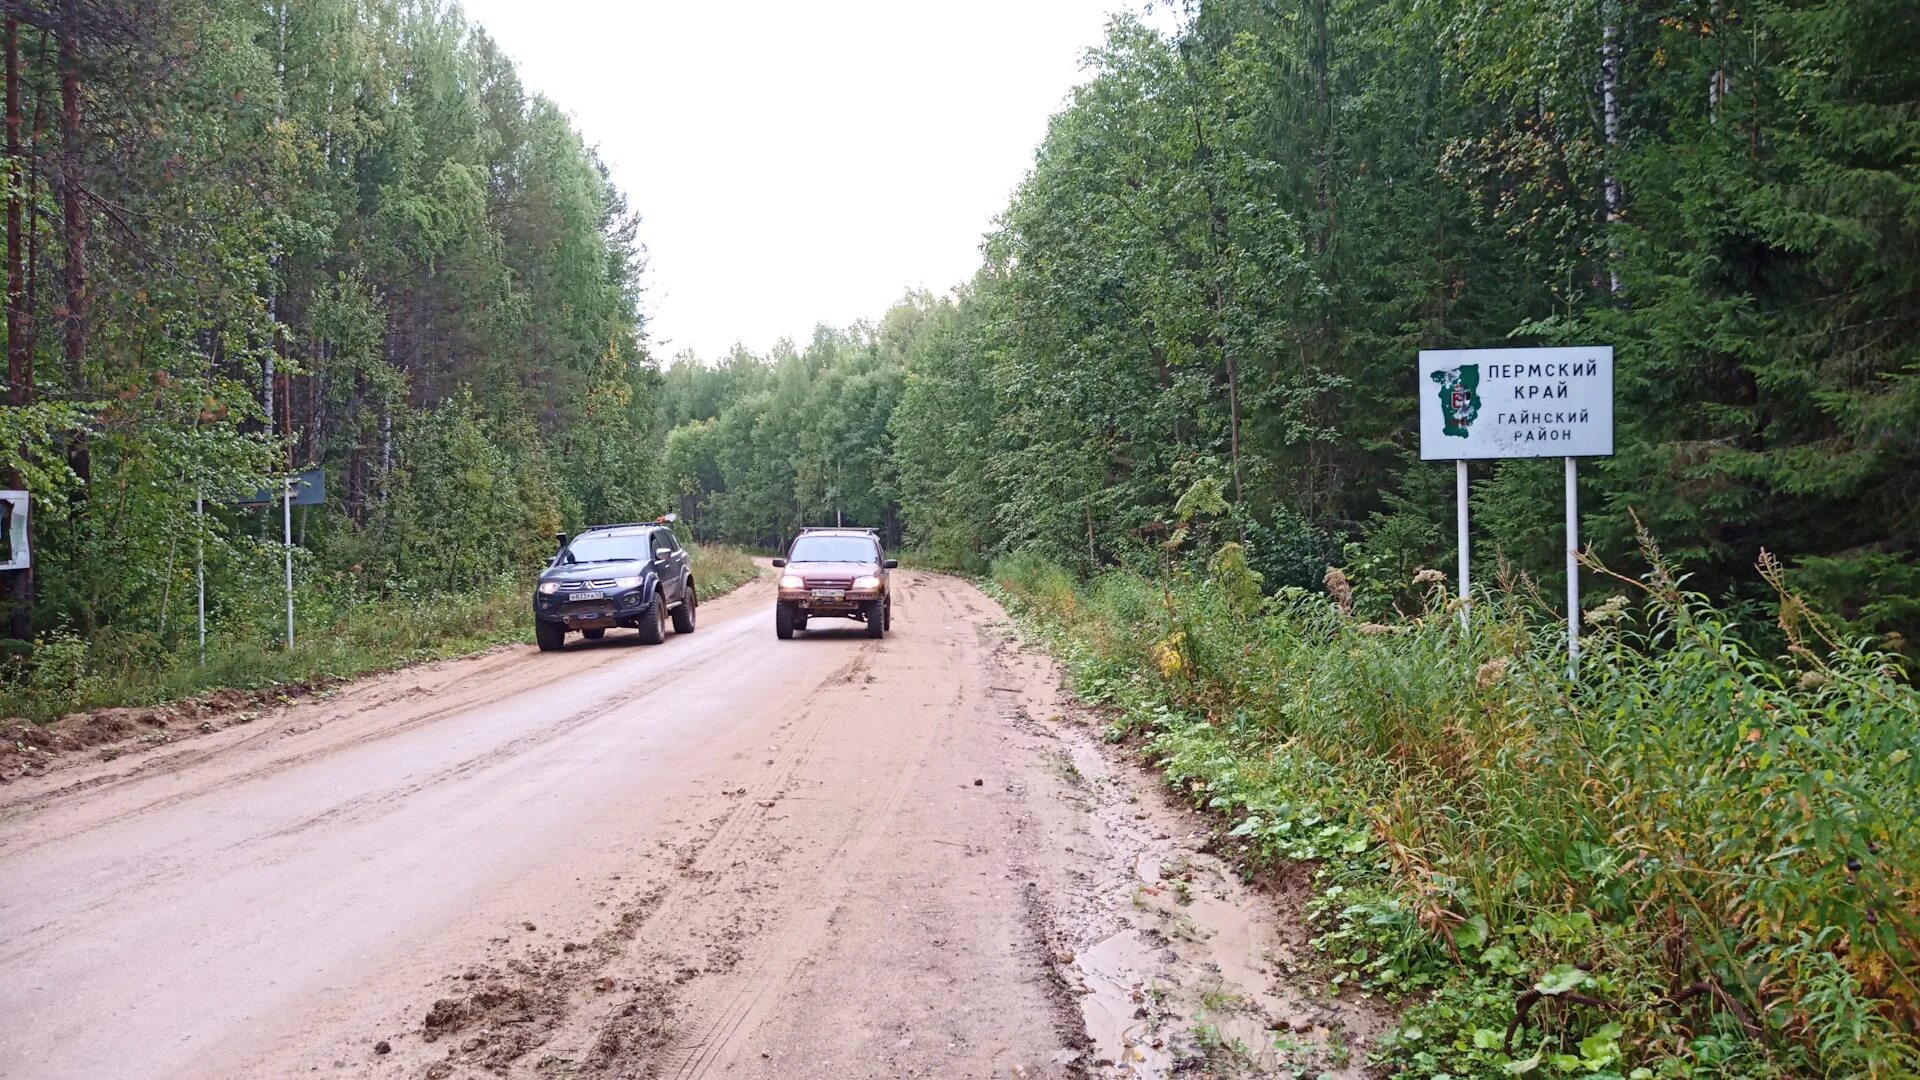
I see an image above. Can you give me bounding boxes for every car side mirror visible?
[554,531,569,551]
[771,558,786,568]
[883,559,898,569]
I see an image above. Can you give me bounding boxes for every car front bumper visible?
[534,587,654,628]
[777,588,882,615]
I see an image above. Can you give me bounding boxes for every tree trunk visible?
[6,14,24,408]
[58,22,82,381]
[1601,0,1623,295]
[3,13,27,639]
[56,20,86,501]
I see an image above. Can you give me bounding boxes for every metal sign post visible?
[283,480,295,651]
[1419,347,1614,674]
[196,495,206,665]
[1455,460,1470,627]
[1565,457,1579,676]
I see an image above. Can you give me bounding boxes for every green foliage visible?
[863,0,1919,642]
[365,393,562,593]
[994,542,1920,1077]
[658,317,910,549]
[685,542,762,599]
[1,0,663,710]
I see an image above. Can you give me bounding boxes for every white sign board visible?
[1419,346,1614,460]
[0,490,27,571]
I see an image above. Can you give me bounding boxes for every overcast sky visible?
[453,0,1163,362]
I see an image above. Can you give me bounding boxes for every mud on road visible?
[0,570,1379,1080]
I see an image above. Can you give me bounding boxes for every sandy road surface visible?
[0,570,1374,1080]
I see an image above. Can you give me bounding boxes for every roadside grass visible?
[1,543,763,724]
[896,548,989,575]
[990,541,1920,1079]
[687,541,762,599]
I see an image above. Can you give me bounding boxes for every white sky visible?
[453,0,1167,362]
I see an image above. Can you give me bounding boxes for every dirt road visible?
[0,570,1374,1080]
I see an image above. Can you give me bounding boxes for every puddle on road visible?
[982,627,1383,1079]
[1050,736,1382,1079]
[1074,927,1172,1073]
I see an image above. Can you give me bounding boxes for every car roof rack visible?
[797,526,878,534]
[582,514,679,533]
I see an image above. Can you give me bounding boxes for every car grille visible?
[805,577,855,590]
[556,578,621,590]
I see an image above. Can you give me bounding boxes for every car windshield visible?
[787,535,879,563]
[563,530,655,564]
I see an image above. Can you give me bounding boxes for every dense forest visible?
[662,0,1917,645]
[0,0,658,684]
[4,0,1913,672]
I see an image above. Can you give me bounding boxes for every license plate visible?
[569,591,606,601]
[810,589,845,600]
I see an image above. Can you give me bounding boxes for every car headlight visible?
[780,575,804,589]
[538,581,560,595]
[853,575,881,591]
[612,575,643,589]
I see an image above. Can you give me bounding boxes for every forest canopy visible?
[668,0,1919,644]
[0,0,658,663]
[3,0,1917,669]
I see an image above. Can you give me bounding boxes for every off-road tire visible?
[793,614,808,631]
[581,627,605,640]
[775,602,796,640]
[865,599,886,639]
[535,619,566,652]
[671,584,697,634]
[636,593,667,645]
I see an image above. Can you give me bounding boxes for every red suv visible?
[772,528,896,639]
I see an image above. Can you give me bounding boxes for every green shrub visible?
[687,543,762,597]
[994,540,1920,1078]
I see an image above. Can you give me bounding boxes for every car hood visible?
[538,559,652,583]
[783,561,878,580]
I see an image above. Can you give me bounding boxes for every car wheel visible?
[865,599,885,639]
[535,620,566,652]
[775,601,796,640]
[636,593,667,645]
[582,627,605,640]
[671,584,697,634]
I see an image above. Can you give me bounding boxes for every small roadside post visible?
[283,478,294,650]
[196,494,206,664]
[1418,347,1614,676]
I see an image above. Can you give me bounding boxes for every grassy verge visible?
[687,541,762,598]
[991,542,1918,1079]
[1,544,762,724]
[896,548,989,575]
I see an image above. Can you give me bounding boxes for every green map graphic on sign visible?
[1431,364,1480,437]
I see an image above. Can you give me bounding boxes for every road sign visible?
[0,491,27,571]
[233,467,326,507]
[1420,346,1615,677]
[1419,346,1614,460]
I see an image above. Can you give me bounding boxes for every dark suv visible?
[772,528,897,639]
[533,522,696,651]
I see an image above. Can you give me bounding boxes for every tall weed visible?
[993,538,1920,1078]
